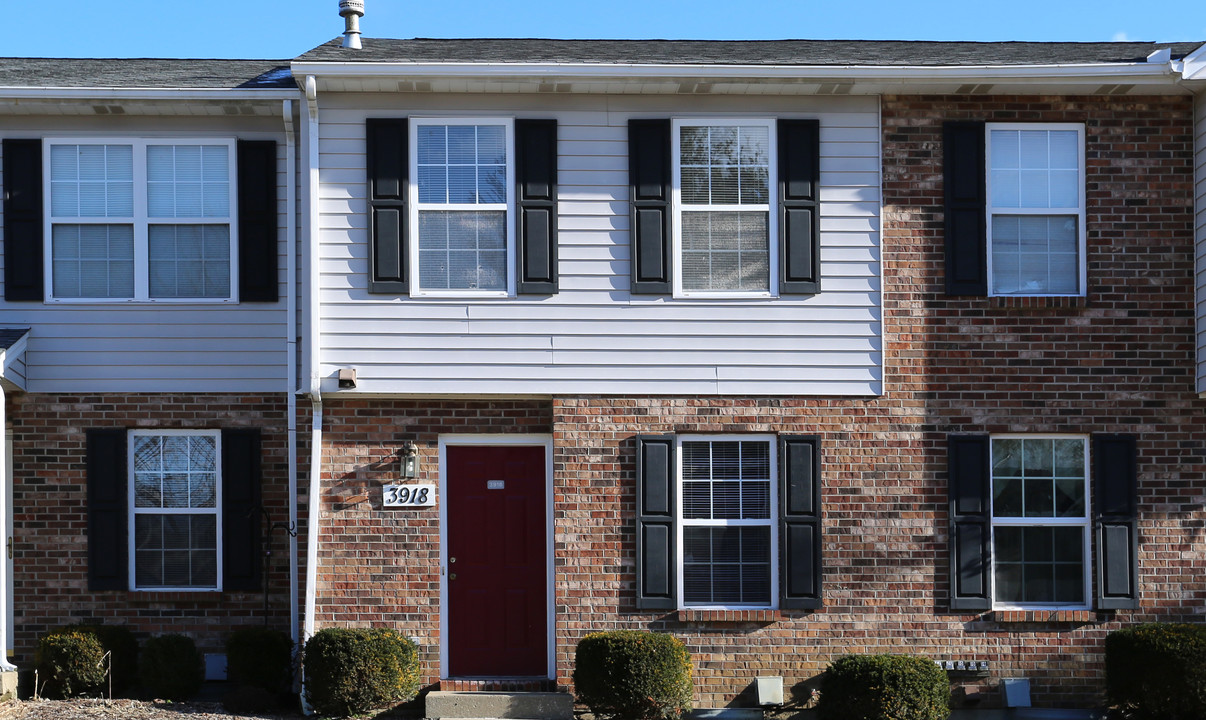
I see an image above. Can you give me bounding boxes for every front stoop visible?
[425,691,573,720]
[0,671,15,701]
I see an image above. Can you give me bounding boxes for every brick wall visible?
[313,399,553,683]
[305,94,1202,709]
[6,392,292,664]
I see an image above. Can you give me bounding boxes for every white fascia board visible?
[0,87,300,101]
[1182,42,1206,80]
[291,59,1179,84]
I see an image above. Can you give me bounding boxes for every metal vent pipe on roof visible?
[339,0,364,49]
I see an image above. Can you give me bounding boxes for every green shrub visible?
[303,627,421,717]
[1106,623,1206,720]
[226,626,293,693]
[64,624,139,694]
[818,654,949,720]
[35,631,106,698]
[572,630,693,720]
[140,634,204,701]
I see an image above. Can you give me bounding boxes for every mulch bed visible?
[0,699,304,720]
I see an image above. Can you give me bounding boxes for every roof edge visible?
[290,58,1181,83]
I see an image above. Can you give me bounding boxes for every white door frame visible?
[437,434,554,679]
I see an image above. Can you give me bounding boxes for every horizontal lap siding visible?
[317,94,881,396]
[0,117,290,393]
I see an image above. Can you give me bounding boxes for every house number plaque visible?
[382,483,436,507]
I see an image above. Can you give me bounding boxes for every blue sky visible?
[1,0,1203,59]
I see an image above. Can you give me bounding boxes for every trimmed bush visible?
[35,631,106,698]
[64,624,139,694]
[226,626,294,693]
[1106,623,1206,720]
[303,627,421,717]
[140,634,204,701]
[572,630,693,720]
[818,654,949,720]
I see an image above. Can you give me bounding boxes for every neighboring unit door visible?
[446,444,548,677]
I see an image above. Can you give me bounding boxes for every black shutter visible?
[636,435,676,610]
[943,121,988,296]
[222,429,262,592]
[780,435,822,609]
[87,429,128,591]
[778,120,821,295]
[628,120,672,294]
[516,119,558,294]
[237,140,279,302]
[3,139,44,302]
[366,118,409,293]
[1094,434,1139,610]
[948,434,991,610]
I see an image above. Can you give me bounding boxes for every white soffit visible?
[0,85,299,117]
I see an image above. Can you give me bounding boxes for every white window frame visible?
[42,137,239,303]
[988,434,1091,611]
[671,118,779,299]
[984,123,1087,297]
[408,117,516,298]
[127,429,223,592]
[675,434,779,610]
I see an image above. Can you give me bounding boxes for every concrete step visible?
[426,691,574,720]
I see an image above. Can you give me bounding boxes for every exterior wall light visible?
[400,441,418,479]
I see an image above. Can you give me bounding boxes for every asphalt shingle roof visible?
[295,38,1204,67]
[0,58,293,89]
[0,329,29,351]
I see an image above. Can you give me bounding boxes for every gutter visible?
[290,59,1180,83]
[0,88,300,101]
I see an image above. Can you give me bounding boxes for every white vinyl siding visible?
[0,117,288,394]
[315,94,881,396]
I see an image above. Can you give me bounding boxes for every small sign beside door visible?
[382,483,436,507]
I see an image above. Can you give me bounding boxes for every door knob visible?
[449,573,457,580]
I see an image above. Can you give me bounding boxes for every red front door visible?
[446,444,548,677]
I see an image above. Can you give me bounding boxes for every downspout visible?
[303,74,323,642]
[0,384,13,673]
[282,99,300,649]
[301,75,324,716]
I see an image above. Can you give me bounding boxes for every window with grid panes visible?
[986,124,1085,296]
[673,120,774,295]
[130,430,221,590]
[46,139,236,301]
[990,436,1089,607]
[679,437,776,607]
[412,119,513,294]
